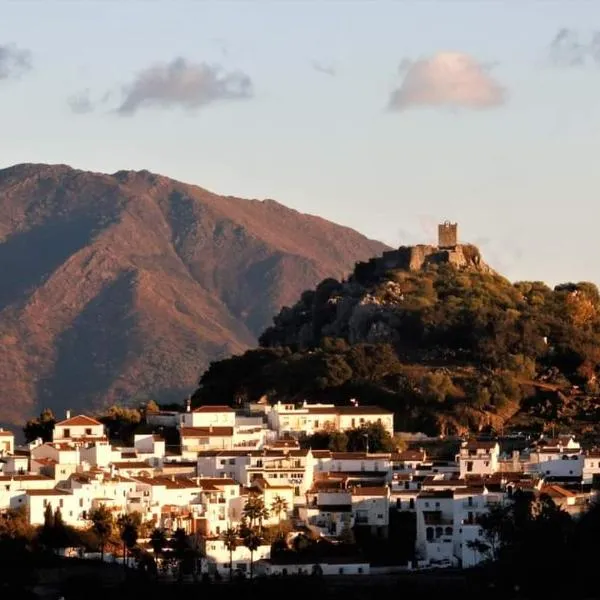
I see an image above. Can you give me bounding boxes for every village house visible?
[457,440,500,478]
[244,448,315,501]
[52,412,106,444]
[180,405,236,429]
[0,429,15,456]
[201,535,271,578]
[527,435,583,480]
[351,485,390,535]
[180,426,234,455]
[301,484,354,537]
[267,401,394,438]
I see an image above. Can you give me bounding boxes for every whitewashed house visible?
[0,430,15,456]
[53,412,106,443]
[351,485,390,533]
[267,401,394,438]
[201,536,271,578]
[457,441,500,478]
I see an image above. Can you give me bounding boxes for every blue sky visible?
[1,1,599,286]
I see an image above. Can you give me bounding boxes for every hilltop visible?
[0,163,387,425]
[194,233,600,436]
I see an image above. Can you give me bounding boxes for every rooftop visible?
[55,414,103,427]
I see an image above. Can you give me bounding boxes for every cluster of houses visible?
[1,401,599,577]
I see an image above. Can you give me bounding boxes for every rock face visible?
[353,243,494,282]
[0,163,388,425]
[260,241,495,349]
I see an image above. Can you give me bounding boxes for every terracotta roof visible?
[336,405,393,415]
[27,489,71,496]
[55,415,103,427]
[541,484,576,498]
[464,440,499,451]
[330,452,390,460]
[351,486,389,497]
[192,405,235,413]
[180,426,234,437]
[0,474,53,481]
[418,490,455,499]
[112,461,152,469]
[317,504,352,512]
[393,450,426,462]
[0,430,14,436]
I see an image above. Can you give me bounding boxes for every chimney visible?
[65,409,71,419]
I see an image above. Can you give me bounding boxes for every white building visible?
[180,427,234,455]
[351,485,390,533]
[457,441,500,478]
[180,405,236,429]
[268,401,394,438]
[201,536,271,578]
[0,430,15,456]
[53,413,106,443]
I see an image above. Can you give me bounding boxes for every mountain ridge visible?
[0,163,388,425]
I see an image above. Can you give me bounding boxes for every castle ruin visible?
[438,221,458,248]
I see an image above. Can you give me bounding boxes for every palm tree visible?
[171,528,191,582]
[243,494,269,533]
[117,513,140,568]
[270,495,289,532]
[88,505,113,562]
[242,528,261,580]
[150,528,167,566]
[221,526,239,581]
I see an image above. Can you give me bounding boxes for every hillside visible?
[194,244,600,436]
[0,163,388,425]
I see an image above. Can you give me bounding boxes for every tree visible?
[346,422,395,453]
[221,526,239,581]
[270,495,289,532]
[88,505,113,562]
[171,528,194,582]
[38,503,56,551]
[241,527,261,580]
[242,495,269,533]
[23,409,55,443]
[52,507,71,551]
[117,512,140,568]
[145,400,160,414]
[150,528,167,562]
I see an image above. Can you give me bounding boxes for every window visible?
[314,420,319,428]
[435,502,440,508]
[377,513,384,519]
[466,462,473,472]
[425,502,429,508]
[59,499,64,508]
[339,568,344,574]
[43,499,48,507]
[63,428,70,438]
[409,498,415,509]
[484,461,489,467]
[79,498,83,507]
[85,428,92,435]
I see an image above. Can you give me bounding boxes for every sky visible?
[1,0,600,286]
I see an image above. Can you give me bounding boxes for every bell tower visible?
[438,221,458,248]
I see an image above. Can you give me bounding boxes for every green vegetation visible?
[193,262,600,435]
[302,421,395,453]
[474,492,600,598]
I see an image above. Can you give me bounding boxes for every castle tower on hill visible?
[438,221,458,248]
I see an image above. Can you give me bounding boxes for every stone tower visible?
[438,221,458,248]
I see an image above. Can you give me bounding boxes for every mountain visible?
[193,243,600,437]
[0,163,388,426]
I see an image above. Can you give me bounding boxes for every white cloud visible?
[0,43,31,80]
[116,57,252,116]
[389,52,506,112]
